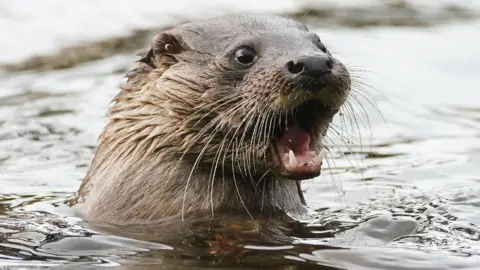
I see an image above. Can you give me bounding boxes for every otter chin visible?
[71,13,351,224]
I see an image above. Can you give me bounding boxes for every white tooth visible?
[308,161,314,166]
[308,151,316,157]
[314,148,326,164]
[289,150,297,167]
[300,162,307,167]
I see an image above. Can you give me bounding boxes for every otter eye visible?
[316,39,327,53]
[235,47,256,65]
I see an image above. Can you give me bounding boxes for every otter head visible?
[125,14,351,183]
[75,13,353,223]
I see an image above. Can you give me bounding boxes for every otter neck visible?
[78,133,306,224]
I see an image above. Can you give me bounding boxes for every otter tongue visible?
[279,123,311,155]
[278,123,325,173]
[280,124,313,166]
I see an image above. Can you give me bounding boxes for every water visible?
[1,1,480,269]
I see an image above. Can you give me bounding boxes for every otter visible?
[71,13,351,225]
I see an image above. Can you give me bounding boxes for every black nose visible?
[286,55,333,78]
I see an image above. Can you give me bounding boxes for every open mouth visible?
[274,100,334,180]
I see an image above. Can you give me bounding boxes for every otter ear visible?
[152,32,183,55]
[138,32,183,68]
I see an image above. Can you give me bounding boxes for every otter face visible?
[139,14,351,181]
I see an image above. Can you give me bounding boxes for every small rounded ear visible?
[152,32,183,55]
[138,32,184,68]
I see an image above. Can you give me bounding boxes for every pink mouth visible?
[275,122,325,177]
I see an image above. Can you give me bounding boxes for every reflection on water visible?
[1,1,480,269]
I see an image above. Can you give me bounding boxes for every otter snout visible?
[285,54,333,78]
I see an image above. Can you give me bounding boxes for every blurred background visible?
[0,0,479,269]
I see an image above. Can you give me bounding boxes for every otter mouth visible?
[274,100,334,180]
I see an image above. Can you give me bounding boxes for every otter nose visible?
[286,55,333,78]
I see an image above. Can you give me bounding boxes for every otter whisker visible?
[330,114,364,164]
[215,99,262,218]
[237,100,263,183]
[329,124,355,145]
[344,99,366,156]
[188,93,242,129]
[350,84,385,126]
[261,108,276,167]
[251,99,277,184]
[206,101,255,213]
[348,67,386,121]
[249,105,263,174]
[216,98,260,185]
[204,99,261,216]
[249,100,272,175]
[180,101,253,218]
[181,128,219,221]
[179,99,251,159]
[345,64,383,83]
[231,153,254,219]
[173,101,245,189]
[322,148,346,207]
[221,128,255,217]
[210,123,235,218]
[261,178,267,212]
[345,88,379,152]
[330,101,370,188]
[323,129,349,189]
[256,103,277,183]
[328,123,360,166]
[244,103,263,185]
[261,103,280,170]
[348,94,374,147]
[223,110,260,190]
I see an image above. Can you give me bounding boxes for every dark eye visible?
[316,39,327,53]
[235,47,256,65]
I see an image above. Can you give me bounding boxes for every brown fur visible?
[71,14,351,224]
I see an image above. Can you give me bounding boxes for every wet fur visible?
[72,14,351,224]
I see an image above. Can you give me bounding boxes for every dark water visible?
[1,2,480,269]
